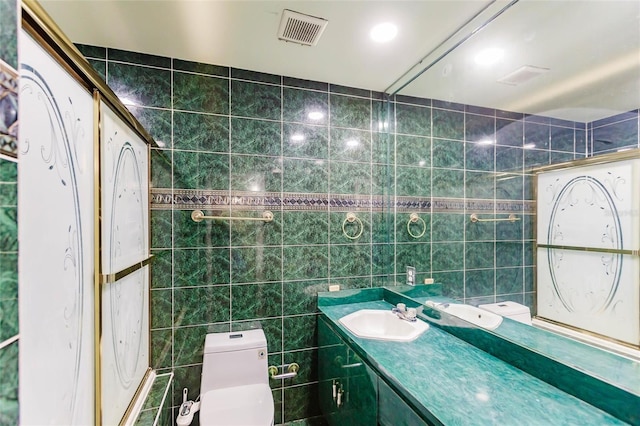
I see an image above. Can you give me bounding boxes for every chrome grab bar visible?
[470,213,519,223]
[191,209,273,223]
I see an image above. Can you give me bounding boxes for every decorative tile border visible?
[432,197,535,214]
[151,188,532,214]
[0,59,18,158]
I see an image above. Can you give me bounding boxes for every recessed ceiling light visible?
[308,111,324,120]
[477,139,494,145]
[524,143,536,149]
[474,48,504,66]
[291,134,305,143]
[370,23,397,43]
[346,139,360,148]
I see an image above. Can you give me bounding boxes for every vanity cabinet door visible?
[378,379,430,426]
[343,350,377,426]
[318,316,377,426]
[318,315,349,425]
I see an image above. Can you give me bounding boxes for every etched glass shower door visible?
[100,100,150,425]
[18,29,95,425]
[536,158,640,346]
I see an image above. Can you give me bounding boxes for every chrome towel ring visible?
[407,213,427,239]
[342,212,364,240]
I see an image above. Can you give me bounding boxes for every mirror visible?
[387,0,640,411]
[390,1,640,327]
[393,1,640,123]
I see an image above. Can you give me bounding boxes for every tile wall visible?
[76,43,640,425]
[389,97,585,309]
[589,110,640,155]
[78,44,391,424]
[0,0,19,424]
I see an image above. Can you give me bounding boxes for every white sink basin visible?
[339,309,429,342]
[425,301,503,330]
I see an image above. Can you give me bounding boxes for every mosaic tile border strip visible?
[0,59,18,157]
[150,188,532,214]
[432,197,535,214]
[151,189,393,212]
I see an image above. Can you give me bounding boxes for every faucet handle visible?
[396,303,406,312]
[406,308,417,319]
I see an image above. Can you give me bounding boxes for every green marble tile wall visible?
[76,43,595,424]
[0,0,18,424]
[0,0,17,69]
[589,110,640,155]
[78,44,390,425]
[389,96,584,310]
[0,158,18,426]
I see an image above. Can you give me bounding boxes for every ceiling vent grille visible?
[278,9,328,46]
[497,65,550,86]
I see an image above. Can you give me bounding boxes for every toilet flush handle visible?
[269,363,299,380]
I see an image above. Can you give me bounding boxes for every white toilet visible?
[479,301,532,325]
[199,329,275,426]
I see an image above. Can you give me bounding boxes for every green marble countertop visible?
[320,299,628,425]
[409,293,640,397]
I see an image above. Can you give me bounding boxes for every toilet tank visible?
[479,301,532,325]
[201,329,269,393]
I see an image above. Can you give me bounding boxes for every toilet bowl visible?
[479,301,532,325]
[199,329,274,426]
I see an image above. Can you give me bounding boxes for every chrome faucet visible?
[391,303,417,322]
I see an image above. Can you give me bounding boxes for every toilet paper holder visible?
[268,363,299,380]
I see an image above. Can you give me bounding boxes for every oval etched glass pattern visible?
[546,175,623,313]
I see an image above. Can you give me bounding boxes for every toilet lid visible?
[199,383,274,426]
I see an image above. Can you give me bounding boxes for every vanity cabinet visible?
[318,316,377,426]
[318,315,432,426]
[378,379,429,426]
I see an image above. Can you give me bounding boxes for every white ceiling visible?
[39,0,640,122]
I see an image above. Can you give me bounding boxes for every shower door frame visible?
[20,0,156,424]
[533,149,640,350]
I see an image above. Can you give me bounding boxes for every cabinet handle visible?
[341,362,362,369]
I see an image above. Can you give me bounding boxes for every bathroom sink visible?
[339,309,429,342]
[425,301,503,330]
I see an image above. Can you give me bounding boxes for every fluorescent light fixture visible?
[418,160,426,167]
[523,143,536,149]
[370,22,397,43]
[346,139,359,148]
[378,121,389,130]
[474,48,504,66]
[308,111,324,120]
[477,139,494,145]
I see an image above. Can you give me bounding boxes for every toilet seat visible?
[199,383,274,426]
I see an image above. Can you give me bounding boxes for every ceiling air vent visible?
[278,9,328,46]
[497,65,550,86]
